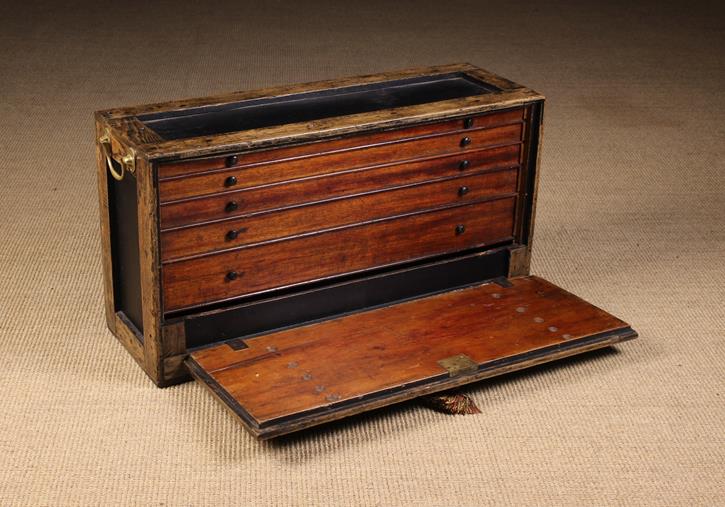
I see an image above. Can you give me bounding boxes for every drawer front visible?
[158,122,523,203]
[160,142,520,229]
[157,107,525,180]
[161,168,518,260]
[162,197,516,311]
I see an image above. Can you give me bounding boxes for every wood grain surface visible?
[158,124,522,227]
[95,119,117,332]
[101,64,512,120]
[157,107,524,182]
[96,64,542,161]
[160,167,518,260]
[95,64,545,389]
[162,197,516,311]
[188,276,633,437]
[135,156,164,382]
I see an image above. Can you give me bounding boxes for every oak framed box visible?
[95,63,636,439]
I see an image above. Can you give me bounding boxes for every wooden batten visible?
[160,321,188,385]
[113,313,145,370]
[525,102,545,250]
[133,156,163,384]
[95,118,117,332]
[508,245,531,277]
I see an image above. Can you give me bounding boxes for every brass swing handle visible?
[99,130,135,181]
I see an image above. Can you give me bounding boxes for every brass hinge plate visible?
[437,354,478,377]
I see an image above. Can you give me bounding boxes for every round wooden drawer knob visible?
[460,136,471,147]
[459,160,470,170]
[458,186,470,197]
[455,224,466,235]
[225,155,238,167]
[226,230,239,241]
[463,118,474,129]
[225,201,239,212]
[225,175,238,187]
[226,271,239,281]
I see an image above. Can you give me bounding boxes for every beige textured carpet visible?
[1,1,723,505]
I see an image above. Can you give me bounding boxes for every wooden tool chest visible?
[95,63,636,439]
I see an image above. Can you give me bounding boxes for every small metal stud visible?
[266,345,277,353]
[315,385,325,393]
[548,326,559,332]
[460,136,471,147]
[225,155,238,167]
[225,201,239,212]
[516,306,526,313]
[533,317,544,323]
[562,334,573,340]
[459,160,470,170]
[326,394,341,402]
[302,372,312,381]
[455,224,466,235]
[224,175,237,187]
[491,293,502,299]
[458,186,470,197]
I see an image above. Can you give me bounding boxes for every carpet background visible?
[1,1,723,505]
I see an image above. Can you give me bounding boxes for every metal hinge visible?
[437,354,478,377]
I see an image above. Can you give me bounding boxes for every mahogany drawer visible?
[159,125,521,229]
[157,107,525,181]
[160,143,520,229]
[160,167,518,261]
[162,196,516,311]
[158,121,523,203]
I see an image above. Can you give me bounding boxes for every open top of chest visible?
[95,64,635,439]
[137,72,499,140]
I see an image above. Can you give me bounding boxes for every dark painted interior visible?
[138,73,498,140]
[107,164,144,334]
[182,247,509,349]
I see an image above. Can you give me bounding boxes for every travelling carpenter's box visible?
[95,63,636,439]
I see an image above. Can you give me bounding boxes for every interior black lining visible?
[182,247,511,349]
[138,73,498,140]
